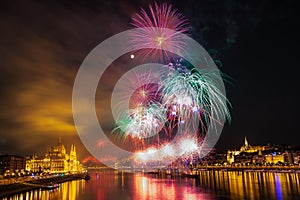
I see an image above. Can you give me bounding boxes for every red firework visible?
[129,83,161,108]
[130,2,190,62]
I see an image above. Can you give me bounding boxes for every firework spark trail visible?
[130,2,190,61]
[114,63,231,166]
[111,3,231,167]
[115,103,166,139]
[111,65,172,150]
[131,3,189,32]
[112,69,162,119]
[113,63,230,163]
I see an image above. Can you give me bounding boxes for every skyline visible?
[0,0,299,160]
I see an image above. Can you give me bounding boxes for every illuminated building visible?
[0,155,25,175]
[294,155,300,165]
[227,137,265,164]
[26,139,81,174]
[239,137,265,153]
[225,137,300,165]
[265,153,284,164]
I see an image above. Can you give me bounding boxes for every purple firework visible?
[130,2,190,62]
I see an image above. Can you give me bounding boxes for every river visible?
[3,170,300,200]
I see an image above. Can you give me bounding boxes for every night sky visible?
[0,0,299,160]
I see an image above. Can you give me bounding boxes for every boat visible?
[182,173,200,179]
[147,171,159,175]
[280,169,295,173]
[44,182,59,190]
[84,174,91,181]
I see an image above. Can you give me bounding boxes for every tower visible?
[69,145,78,172]
[70,145,77,161]
[227,150,235,164]
[244,137,249,148]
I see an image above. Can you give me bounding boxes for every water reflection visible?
[133,174,212,199]
[196,171,300,199]
[3,179,86,200]
[3,170,300,200]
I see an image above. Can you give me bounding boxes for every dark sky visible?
[0,0,299,160]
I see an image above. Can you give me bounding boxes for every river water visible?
[3,170,300,200]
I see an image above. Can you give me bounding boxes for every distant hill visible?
[82,156,106,167]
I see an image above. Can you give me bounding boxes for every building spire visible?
[244,137,248,147]
[59,136,62,144]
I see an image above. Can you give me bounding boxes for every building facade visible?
[227,137,266,164]
[26,140,81,174]
[0,155,25,175]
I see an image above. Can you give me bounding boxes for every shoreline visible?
[112,165,300,172]
[192,165,300,171]
[0,173,88,198]
[111,166,300,177]
[1,166,299,198]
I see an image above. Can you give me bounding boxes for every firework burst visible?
[110,3,231,167]
[130,2,190,61]
[113,61,230,158]
[111,65,171,150]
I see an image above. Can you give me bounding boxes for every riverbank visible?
[0,173,88,198]
[113,165,300,173]
[193,165,300,172]
[141,166,300,179]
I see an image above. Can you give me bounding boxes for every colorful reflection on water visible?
[196,171,300,199]
[3,170,300,200]
[133,174,213,199]
[2,179,86,200]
